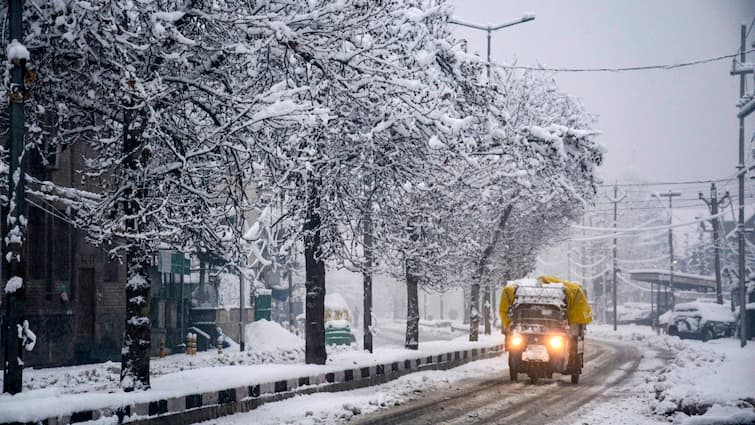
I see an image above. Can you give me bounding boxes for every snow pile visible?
[245,319,303,352]
[589,325,755,424]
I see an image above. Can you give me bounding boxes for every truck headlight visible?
[510,333,524,347]
[548,335,564,350]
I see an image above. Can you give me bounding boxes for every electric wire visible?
[494,49,755,73]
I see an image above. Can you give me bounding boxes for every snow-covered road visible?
[351,339,643,425]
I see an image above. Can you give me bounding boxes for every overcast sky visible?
[449,0,755,184]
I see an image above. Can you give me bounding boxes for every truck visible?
[499,276,592,384]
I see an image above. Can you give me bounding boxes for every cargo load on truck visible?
[499,275,592,330]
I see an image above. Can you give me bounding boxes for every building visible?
[1,142,127,367]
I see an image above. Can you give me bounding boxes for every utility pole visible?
[567,240,572,281]
[239,271,245,351]
[3,0,27,395]
[659,191,681,310]
[699,183,729,304]
[608,184,625,331]
[731,24,752,346]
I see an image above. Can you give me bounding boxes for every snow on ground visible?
[198,324,753,425]
[0,321,305,397]
[200,345,509,425]
[0,326,501,424]
[6,318,749,425]
[567,324,755,425]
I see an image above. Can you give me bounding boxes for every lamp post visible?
[449,13,536,79]
[449,13,535,338]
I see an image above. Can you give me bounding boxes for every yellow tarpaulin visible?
[499,275,592,330]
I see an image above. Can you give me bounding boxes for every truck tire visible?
[508,352,520,382]
[571,373,580,384]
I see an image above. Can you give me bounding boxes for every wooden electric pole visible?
[659,191,681,310]
[699,183,729,304]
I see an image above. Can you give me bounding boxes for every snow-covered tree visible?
[16,1,320,389]
[453,68,603,340]
[243,0,475,361]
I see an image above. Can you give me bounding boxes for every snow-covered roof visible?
[629,269,716,291]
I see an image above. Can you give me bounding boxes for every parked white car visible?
[664,301,736,342]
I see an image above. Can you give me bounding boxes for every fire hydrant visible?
[217,334,224,355]
[159,338,165,358]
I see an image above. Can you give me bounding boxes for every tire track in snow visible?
[352,339,639,425]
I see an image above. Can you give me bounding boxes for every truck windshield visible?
[512,305,566,331]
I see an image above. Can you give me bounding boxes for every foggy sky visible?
[450,0,755,184]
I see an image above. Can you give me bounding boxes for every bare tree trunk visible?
[469,283,480,341]
[405,258,419,350]
[363,197,373,353]
[2,0,27,393]
[483,284,491,335]
[120,99,151,391]
[304,179,326,364]
[121,255,152,391]
[463,285,470,324]
[469,204,514,342]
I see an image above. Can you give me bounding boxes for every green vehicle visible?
[324,293,355,346]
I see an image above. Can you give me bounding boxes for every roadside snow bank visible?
[589,325,755,424]
[245,319,303,352]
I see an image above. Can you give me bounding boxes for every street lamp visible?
[448,13,536,78]
[448,13,535,338]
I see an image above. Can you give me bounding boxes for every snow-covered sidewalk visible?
[0,324,504,424]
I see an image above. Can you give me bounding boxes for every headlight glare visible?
[548,335,564,350]
[510,333,523,347]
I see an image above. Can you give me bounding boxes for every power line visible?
[495,49,755,73]
[596,177,738,188]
